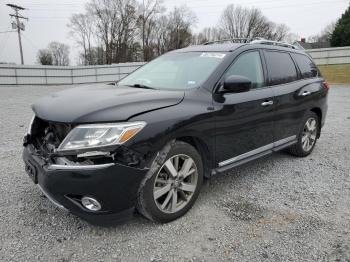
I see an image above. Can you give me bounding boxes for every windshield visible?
[118,52,227,90]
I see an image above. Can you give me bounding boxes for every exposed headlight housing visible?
[57,121,146,152]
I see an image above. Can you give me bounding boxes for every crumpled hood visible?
[32,84,185,123]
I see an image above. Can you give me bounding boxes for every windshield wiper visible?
[127,84,156,90]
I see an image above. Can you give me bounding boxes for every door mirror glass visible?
[221,75,252,93]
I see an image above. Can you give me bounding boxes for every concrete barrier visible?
[0,62,145,85]
[307,46,350,65]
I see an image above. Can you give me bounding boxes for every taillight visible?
[323,81,330,90]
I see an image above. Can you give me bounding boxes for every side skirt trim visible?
[214,135,297,175]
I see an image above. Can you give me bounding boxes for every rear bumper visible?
[22,145,148,225]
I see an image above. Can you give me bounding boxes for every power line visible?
[6,3,28,65]
[193,0,347,14]
[24,0,347,21]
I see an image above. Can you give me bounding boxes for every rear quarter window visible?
[265,51,298,86]
[292,53,319,78]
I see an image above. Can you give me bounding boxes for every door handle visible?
[261,100,274,107]
[301,91,311,96]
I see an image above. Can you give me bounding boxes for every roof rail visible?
[203,37,300,50]
[250,39,298,49]
[203,38,250,45]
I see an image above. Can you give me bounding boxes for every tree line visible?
[68,1,290,65]
[37,1,350,66]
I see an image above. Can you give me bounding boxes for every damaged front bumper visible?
[22,144,148,225]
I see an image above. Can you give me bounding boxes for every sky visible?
[0,0,349,65]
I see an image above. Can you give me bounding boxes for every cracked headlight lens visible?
[57,121,146,151]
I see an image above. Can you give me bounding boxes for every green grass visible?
[318,64,350,84]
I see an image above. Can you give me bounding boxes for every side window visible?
[224,51,264,89]
[293,53,319,78]
[265,51,298,86]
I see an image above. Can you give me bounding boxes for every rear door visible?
[262,50,306,143]
[214,50,275,169]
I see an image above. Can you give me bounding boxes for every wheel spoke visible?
[154,184,171,199]
[156,178,168,184]
[305,138,310,150]
[303,138,308,149]
[171,189,178,212]
[302,134,308,143]
[309,134,316,141]
[161,189,173,209]
[173,156,179,171]
[308,137,313,150]
[183,168,196,179]
[305,121,311,131]
[178,189,188,201]
[179,182,196,192]
[309,120,316,131]
[164,159,178,178]
[180,158,194,176]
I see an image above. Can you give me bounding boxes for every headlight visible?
[57,121,146,151]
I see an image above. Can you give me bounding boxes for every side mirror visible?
[220,75,252,93]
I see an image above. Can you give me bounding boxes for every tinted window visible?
[265,51,298,85]
[293,53,318,78]
[224,51,264,89]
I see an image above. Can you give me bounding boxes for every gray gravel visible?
[0,84,349,262]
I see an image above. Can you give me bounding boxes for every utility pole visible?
[7,4,28,65]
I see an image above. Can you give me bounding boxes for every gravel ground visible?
[0,84,349,262]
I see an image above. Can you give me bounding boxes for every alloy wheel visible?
[302,117,317,152]
[153,154,198,214]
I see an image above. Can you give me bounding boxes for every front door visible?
[213,50,275,168]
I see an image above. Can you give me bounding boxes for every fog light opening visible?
[81,196,101,211]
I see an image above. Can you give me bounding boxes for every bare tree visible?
[115,0,139,63]
[308,22,336,43]
[69,1,198,63]
[68,13,94,65]
[37,49,53,65]
[138,0,164,61]
[164,6,197,50]
[48,42,70,66]
[86,0,139,64]
[192,27,225,44]
[265,23,290,41]
[218,4,289,41]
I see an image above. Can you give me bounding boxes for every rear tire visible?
[137,141,203,223]
[288,111,319,157]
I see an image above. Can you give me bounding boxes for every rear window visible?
[265,51,298,86]
[292,53,319,78]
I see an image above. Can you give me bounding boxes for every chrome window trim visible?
[218,135,297,167]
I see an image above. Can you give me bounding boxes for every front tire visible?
[137,141,203,223]
[288,111,319,157]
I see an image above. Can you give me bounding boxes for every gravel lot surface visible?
[0,84,349,262]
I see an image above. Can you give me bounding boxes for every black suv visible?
[23,40,329,224]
